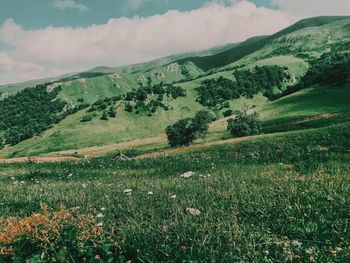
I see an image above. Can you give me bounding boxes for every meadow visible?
[1,122,349,262]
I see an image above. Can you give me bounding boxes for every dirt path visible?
[0,156,82,164]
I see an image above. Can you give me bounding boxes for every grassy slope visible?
[1,121,349,261]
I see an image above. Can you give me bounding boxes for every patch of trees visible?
[195,66,290,107]
[227,106,261,137]
[0,84,83,145]
[166,110,214,147]
[272,51,350,100]
[122,83,186,115]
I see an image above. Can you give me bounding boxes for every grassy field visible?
[1,122,349,262]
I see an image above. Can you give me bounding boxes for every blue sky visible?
[0,0,349,84]
[0,0,274,29]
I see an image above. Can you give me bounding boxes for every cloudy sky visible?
[0,0,349,84]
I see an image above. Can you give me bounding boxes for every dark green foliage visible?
[123,83,186,115]
[223,109,233,117]
[124,102,133,112]
[166,110,214,147]
[88,96,120,112]
[108,106,117,118]
[81,115,93,122]
[165,118,195,147]
[227,107,261,137]
[273,51,350,100]
[0,84,68,145]
[196,66,289,107]
[0,135,4,150]
[101,111,109,121]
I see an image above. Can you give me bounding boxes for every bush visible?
[227,106,261,137]
[108,106,117,118]
[223,109,233,117]
[166,110,214,147]
[100,111,109,121]
[81,115,93,122]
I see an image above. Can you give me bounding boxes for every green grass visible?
[1,122,349,262]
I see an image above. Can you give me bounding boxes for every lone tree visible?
[227,105,261,137]
[166,110,214,147]
[100,110,109,121]
[108,106,117,118]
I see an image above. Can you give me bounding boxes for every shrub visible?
[166,110,214,147]
[81,115,93,122]
[100,111,109,121]
[227,106,261,137]
[223,109,233,117]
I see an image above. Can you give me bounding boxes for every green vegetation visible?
[0,85,67,146]
[195,66,290,107]
[227,106,261,137]
[166,110,213,147]
[1,122,349,261]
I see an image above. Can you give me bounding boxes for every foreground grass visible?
[1,123,350,262]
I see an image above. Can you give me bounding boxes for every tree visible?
[100,110,109,121]
[223,109,233,117]
[124,102,133,112]
[227,105,261,137]
[166,118,195,147]
[0,135,4,150]
[166,110,214,147]
[108,106,117,118]
[191,110,214,138]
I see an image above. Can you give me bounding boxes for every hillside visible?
[0,16,350,158]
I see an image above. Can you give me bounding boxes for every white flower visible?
[82,183,87,188]
[96,222,103,227]
[292,240,302,247]
[148,191,154,195]
[180,171,194,178]
[96,213,104,218]
[170,194,177,199]
[67,173,73,178]
[124,189,133,193]
[101,207,106,211]
[186,207,201,216]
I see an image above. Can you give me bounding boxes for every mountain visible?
[0,16,349,158]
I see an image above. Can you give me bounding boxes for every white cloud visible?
[52,0,88,12]
[0,1,298,84]
[271,0,350,17]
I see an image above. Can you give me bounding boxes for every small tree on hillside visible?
[108,106,117,118]
[227,105,261,137]
[101,110,109,121]
[166,110,214,147]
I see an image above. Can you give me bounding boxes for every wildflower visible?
[148,191,154,195]
[100,207,106,211]
[124,189,133,194]
[96,222,103,227]
[96,213,104,218]
[292,240,302,247]
[180,171,194,178]
[67,173,73,178]
[186,208,201,216]
[170,194,177,199]
[82,183,87,188]
[95,255,101,260]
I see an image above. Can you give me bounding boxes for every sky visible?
[0,0,349,84]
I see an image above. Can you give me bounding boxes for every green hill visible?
[0,16,350,158]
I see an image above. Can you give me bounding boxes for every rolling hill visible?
[0,16,350,158]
